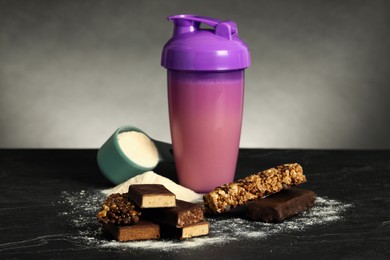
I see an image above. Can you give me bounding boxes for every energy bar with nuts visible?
[97,193,141,225]
[203,163,307,214]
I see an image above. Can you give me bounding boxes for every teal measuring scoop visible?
[97,125,172,185]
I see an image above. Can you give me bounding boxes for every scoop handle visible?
[152,139,174,163]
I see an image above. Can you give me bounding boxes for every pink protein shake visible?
[161,14,250,192]
[168,70,244,192]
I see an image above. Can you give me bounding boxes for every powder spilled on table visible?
[58,189,352,251]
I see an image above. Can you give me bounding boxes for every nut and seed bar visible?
[128,184,176,208]
[97,193,141,225]
[103,221,160,242]
[244,188,316,222]
[142,199,204,228]
[203,163,307,214]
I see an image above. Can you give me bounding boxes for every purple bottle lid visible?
[161,14,251,71]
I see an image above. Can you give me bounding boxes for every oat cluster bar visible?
[203,163,307,214]
[97,193,141,225]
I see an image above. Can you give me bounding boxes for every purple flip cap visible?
[161,14,251,71]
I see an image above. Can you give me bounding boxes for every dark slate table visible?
[0,148,389,259]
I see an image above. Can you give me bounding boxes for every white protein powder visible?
[117,131,159,168]
[102,171,203,203]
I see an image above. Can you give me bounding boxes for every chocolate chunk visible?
[244,188,316,222]
[103,221,160,241]
[143,200,204,228]
[161,221,210,239]
[128,184,176,208]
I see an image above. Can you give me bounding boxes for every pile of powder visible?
[117,131,159,168]
[102,171,203,203]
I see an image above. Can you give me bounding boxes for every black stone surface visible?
[0,149,389,259]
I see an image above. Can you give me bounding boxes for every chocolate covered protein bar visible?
[203,163,307,213]
[244,188,316,222]
[128,184,176,208]
[143,199,204,228]
[161,221,210,239]
[103,221,160,242]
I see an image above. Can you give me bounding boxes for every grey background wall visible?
[1,0,389,149]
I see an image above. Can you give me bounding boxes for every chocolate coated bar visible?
[244,188,316,222]
[128,184,176,208]
[143,199,204,227]
[103,221,160,241]
[161,221,210,239]
[204,163,307,213]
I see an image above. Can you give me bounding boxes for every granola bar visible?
[203,163,307,214]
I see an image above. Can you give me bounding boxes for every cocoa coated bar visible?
[103,221,160,241]
[161,221,210,239]
[143,199,204,228]
[203,163,307,214]
[244,188,316,222]
[128,184,176,208]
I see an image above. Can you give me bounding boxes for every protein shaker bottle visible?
[161,14,250,192]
